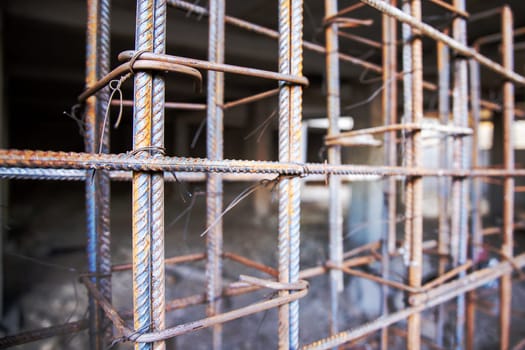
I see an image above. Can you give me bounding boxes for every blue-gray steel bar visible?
[85,1,111,348]
[289,1,303,348]
[97,0,112,343]
[132,0,160,349]
[151,1,167,350]
[278,0,291,347]
[324,0,343,340]
[466,44,482,350]
[451,1,469,349]
[381,2,397,348]
[206,0,225,348]
[401,0,413,269]
[436,33,450,349]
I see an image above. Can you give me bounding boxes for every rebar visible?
[206,0,225,348]
[451,1,469,349]
[501,6,515,350]
[324,0,343,339]
[381,3,397,348]
[4,1,525,349]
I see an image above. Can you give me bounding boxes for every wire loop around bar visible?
[78,57,203,102]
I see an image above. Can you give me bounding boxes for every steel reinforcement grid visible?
[1,0,525,350]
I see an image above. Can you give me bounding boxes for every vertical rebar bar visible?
[406,1,423,349]
[151,1,167,350]
[500,6,514,350]
[381,2,397,348]
[289,1,303,348]
[436,33,450,349]
[85,1,100,347]
[86,1,111,348]
[278,1,302,348]
[206,0,225,348]
[466,44,482,350]
[324,0,343,339]
[277,0,291,346]
[451,1,469,349]
[97,0,112,343]
[401,0,413,270]
[132,0,167,349]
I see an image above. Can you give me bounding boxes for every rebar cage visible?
[1,0,525,349]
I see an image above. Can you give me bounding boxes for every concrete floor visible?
[3,181,525,349]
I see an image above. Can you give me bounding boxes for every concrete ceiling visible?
[2,0,525,149]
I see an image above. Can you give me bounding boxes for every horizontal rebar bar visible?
[168,0,524,117]
[302,253,525,350]
[359,0,525,86]
[0,320,88,349]
[118,51,309,86]
[3,149,525,178]
[325,123,472,141]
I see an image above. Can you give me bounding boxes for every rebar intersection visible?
[1,1,525,350]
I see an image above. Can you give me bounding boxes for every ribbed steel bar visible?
[427,0,468,18]
[381,2,397,348]
[451,1,469,348]
[436,31,450,349]
[96,0,112,345]
[133,0,156,348]
[6,149,525,177]
[401,0,413,272]
[338,31,381,49]
[206,0,225,348]
[289,2,303,348]
[167,0,380,74]
[118,51,308,86]
[0,320,88,349]
[324,0,343,339]
[325,123,471,141]
[85,1,111,348]
[150,1,167,350]
[85,2,99,347]
[167,0,524,117]
[358,0,525,86]
[277,0,291,347]
[302,253,525,350]
[501,6,515,350]
[116,100,206,111]
[406,1,424,349]
[466,43,482,350]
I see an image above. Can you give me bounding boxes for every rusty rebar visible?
[302,253,525,350]
[206,1,225,347]
[359,0,525,86]
[0,320,88,349]
[451,1,469,349]
[118,51,308,86]
[436,28,450,349]
[501,6,515,350]
[406,1,424,349]
[427,0,468,18]
[85,1,112,348]
[324,0,343,339]
[168,0,524,118]
[381,3,397,348]
[5,149,525,178]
